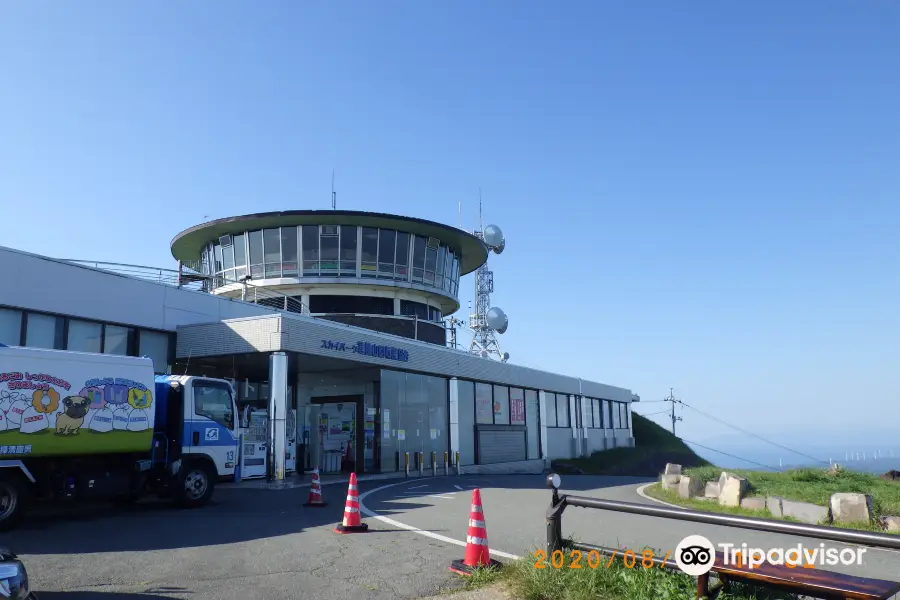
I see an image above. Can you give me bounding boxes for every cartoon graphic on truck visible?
[0,345,241,531]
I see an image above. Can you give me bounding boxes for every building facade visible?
[0,211,638,477]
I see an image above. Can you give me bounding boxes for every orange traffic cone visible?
[449,489,502,575]
[303,468,327,507]
[334,472,368,534]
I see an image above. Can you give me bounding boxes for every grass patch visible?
[455,546,799,600]
[647,465,900,532]
[552,413,711,477]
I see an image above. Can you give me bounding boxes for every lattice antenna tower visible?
[467,188,510,362]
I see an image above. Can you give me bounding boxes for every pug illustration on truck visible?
[55,396,91,435]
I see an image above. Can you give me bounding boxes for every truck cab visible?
[152,375,241,505]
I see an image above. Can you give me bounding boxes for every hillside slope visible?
[552,413,712,476]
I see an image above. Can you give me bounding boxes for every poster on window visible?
[509,388,526,425]
[475,383,493,424]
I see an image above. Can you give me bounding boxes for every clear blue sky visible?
[1,2,897,457]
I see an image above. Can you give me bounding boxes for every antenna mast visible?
[331,170,337,210]
[467,188,509,362]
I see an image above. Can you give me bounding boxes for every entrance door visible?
[311,395,364,475]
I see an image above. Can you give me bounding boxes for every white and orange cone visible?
[303,468,327,507]
[449,488,502,575]
[334,472,368,533]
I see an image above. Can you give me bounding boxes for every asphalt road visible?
[359,474,900,583]
[3,481,477,600]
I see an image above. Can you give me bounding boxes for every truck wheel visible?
[174,462,215,508]
[0,473,28,532]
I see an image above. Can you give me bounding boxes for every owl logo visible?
[128,388,153,409]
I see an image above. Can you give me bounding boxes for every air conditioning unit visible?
[426,237,440,249]
[219,235,233,247]
[321,225,338,236]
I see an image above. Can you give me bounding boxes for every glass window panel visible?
[525,389,540,458]
[394,232,410,280]
[263,228,281,265]
[222,242,234,270]
[194,380,235,430]
[25,314,64,349]
[544,393,557,427]
[340,225,357,274]
[475,383,493,424]
[435,246,445,277]
[301,225,319,274]
[492,385,510,425]
[424,246,437,285]
[377,229,396,277]
[0,308,22,346]
[280,227,298,276]
[67,319,103,353]
[233,233,247,267]
[556,394,570,428]
[360,227,378,277]
[591,399,600,428]
[139,330,170,374]
[248,230,264,278]
[213,244,223,272]
[412,235,426,282]
[320,227,339,271]
[103,325,132,355]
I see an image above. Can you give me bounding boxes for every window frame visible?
[193,378,235,431]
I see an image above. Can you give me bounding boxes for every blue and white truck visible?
[0,344,241,531]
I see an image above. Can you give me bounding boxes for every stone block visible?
[766,496,784,518]
[881,516,900,532]
[740,497,767,511]
[704,482,721,498]
[781,499,831,524]
[830,493,873,524]
[678,476,704,499]
[717,474,749,507]
[660,474,681,491]
[664,463,682,475]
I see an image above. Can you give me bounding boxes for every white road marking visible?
[428,494,455,499]
[407,484,429,489]
[454,485,464,490]
[635,483,900,557]
[358,479,522,561]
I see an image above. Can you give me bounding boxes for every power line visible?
[682,438,782,472]
[679,401,828,466]
[637,409,671,418]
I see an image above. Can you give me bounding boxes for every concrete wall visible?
[1,245,276,331]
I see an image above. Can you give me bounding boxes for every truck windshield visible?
[194,380,235,431]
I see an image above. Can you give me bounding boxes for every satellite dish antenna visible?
[483,224,505,253]
[486,306,508,334]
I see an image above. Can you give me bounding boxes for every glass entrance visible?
[307,395,365,475]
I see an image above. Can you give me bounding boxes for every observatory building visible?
[0,209,639,478]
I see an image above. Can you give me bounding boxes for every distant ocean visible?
[692,450,899,475]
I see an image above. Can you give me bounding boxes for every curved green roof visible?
[171,210,489,275]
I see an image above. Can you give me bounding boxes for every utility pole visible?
[665,388,682,435]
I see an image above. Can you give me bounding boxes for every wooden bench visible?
[698,550,900,600]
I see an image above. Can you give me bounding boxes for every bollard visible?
[404,452,410,478]
[455,450,462,475]
[431,451,437,476]
[444,451,449,475]
[418,452,424,477]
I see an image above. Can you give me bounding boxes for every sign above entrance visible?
[320,340,410,363]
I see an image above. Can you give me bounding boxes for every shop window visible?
[248,230,264,278]
[0,308,22,346]
[475,382,493,424]
[340,225,357,276]
[361,227,378,277]
[492,385,510,425]
[412,235,426,282]
[556,394,570,428]
[67,319,103,353]
[194,380,235,430]
[319,226,339,273]
[544,393,558,427]
[301,225,319,275]
[281,227,298,276]
[377,229,396,279]
[139,330,171,374]
[395,232,410,280]
[509,387,526,425]
[104,325,133,356]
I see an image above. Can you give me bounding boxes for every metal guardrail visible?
[543,473,900,600]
